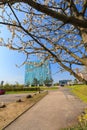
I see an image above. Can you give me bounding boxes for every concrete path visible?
[4,88,87,130]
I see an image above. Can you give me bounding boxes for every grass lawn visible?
[40,86,58,91]
[63,85,87,130]
[6,91,36,94]
[68,85,87,103]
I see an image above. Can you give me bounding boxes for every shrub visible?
[26,95,32,98]
[16,99,22,102]
[3,87,40,92]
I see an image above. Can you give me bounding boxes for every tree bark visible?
[80,28,87,52]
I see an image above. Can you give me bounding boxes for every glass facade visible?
[25,61,52,86]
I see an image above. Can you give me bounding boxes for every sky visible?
[0,47,74,84]
[0,47,25,84]
[0,2,75,85]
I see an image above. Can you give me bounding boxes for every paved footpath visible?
[4,88,87,130]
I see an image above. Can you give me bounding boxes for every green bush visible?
[0,83,40,92]
[3,87,40,92]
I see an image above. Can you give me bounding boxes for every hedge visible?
[0,87,40,91]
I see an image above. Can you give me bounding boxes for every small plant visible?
[16,99,22,102]
[26,94,32,98]
[0,102,6,108]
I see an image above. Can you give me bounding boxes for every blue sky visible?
[0,47,74,84]
[0,47,25,84]
[0,2,75,85]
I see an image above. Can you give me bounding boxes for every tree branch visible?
[66,0,79,16]
[0,0,87,28]
[8,3,21,26]
[82,1,87,16]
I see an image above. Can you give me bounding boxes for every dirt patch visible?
[0,92,48,130]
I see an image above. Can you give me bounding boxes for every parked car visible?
[0,89,5,95]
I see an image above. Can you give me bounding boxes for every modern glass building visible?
[25,61,52,86]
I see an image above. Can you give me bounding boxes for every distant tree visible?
[25,81,30,87]
[74,79,78,84]
[1,81,4,86]
[53,83,59,86]
[33,78,39,86]
[44,77,53,86]
[0,0,87,83]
